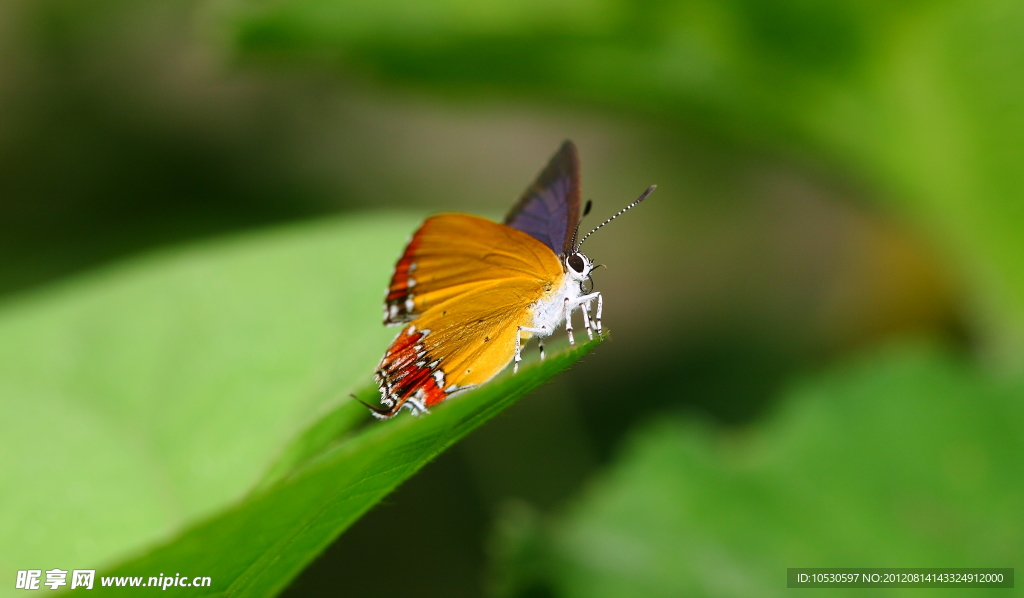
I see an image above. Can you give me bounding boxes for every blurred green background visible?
[1,0,1022,595]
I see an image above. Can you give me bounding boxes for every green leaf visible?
[0,209,599,595]
[0,207,598,593]
[0,214,415,586]
[96,337,598,596]
[492,340,1024,597]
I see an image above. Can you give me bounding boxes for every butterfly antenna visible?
[576,185,656,251]
[569,199,594,252]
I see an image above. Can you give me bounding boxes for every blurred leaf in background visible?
[491,340,1024,598]
[228,0,1024,341]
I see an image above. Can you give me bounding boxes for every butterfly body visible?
[528,266,586,334]
[367,141,651,419]
[519,251,600,356]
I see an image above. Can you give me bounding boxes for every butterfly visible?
[363,140,655,419]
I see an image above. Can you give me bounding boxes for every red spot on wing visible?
[384,235,421,324]
[372,327,448,418]
[384,326,421,357]
[421,376,448,407]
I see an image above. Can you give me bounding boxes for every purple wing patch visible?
[504,140,581,259]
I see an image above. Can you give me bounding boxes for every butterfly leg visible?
[564,298,575,345]
[575,292,602,338]
[515,326,549,373]
[514,331,522,373]
[538,339,545,361]
[579,299,594,340]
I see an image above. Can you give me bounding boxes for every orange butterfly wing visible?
[374,214,564,418]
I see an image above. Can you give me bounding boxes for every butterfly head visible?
[565,251,594,282]
[563,185,657,287]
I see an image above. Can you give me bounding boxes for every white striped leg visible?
[580,299,594,340]
[576,292,602,339]
[515,325,549,373]
[564,298,575,345]
[514,330,521,373]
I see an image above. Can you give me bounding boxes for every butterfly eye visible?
[567,253,586,273]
